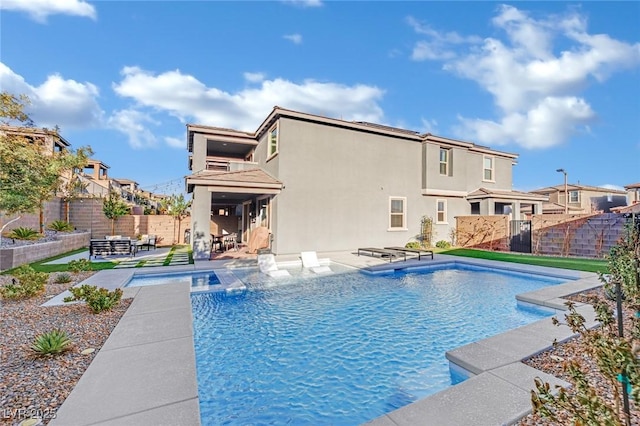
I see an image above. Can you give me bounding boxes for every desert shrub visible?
[31,329,72,356]
[0,265,48,299]
[68,258,92,273]
[48,220,74,232]
[435,240,451,249]
[405,241,421,249]
[64,284,123,313]
[7,227,40,240]
[53,272,73,284]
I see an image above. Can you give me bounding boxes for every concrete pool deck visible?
[49,252,602,426]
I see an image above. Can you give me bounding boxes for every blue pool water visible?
[126,271,220,288]
[191,264,566,425]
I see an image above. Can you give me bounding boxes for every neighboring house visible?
[186,107,546,259]
[611,182,640,214]
[530,184,627,214]
[0,124,70,155]
[80,158,112,198]
[624,182,640,206]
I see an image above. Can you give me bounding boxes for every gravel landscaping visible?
[0,272,130,425]
[518,288,639,425]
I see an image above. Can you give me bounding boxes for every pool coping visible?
[48,253,603,426]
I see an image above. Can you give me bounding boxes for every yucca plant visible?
[53,272,72,284]
[48,220,74,232]
[31,329,72,355]
[8,227,41,240]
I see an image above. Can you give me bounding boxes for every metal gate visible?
[510,220,532,253]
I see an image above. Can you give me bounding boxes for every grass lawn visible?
[9,245,192,273]
[440,248,608,273]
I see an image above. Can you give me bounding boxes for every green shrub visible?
[31,329,72,355]
[7,227,40,240]
[405,241,421,249]
[0,265,48,299]
[68,258,92,273]
[48,220,74,232]
[64,284,123,313]
[435,240,451,249]
[53,272,73,284]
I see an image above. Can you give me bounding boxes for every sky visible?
[1,0,639,197]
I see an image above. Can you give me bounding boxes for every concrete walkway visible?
[47,252,603,426]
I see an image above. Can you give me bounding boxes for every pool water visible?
[191,265,566,425]
[126,271,220,288]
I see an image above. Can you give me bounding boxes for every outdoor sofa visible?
[89,237,137,258]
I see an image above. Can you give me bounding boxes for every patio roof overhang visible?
[186,168,283,202]
[466,187,548,203]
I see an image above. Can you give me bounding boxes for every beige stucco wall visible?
[262,119,433,253]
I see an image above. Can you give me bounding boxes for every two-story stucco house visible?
[186,107,546,260]
[530,183,627,214]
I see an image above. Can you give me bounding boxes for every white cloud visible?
[599,184,625,191]
[112,66,385,131]
[107,109,159,149]
[407,16,481,61]
[0,0,96,23]
[283,33,303,45]
[164,136,184,149]
[243,72,266,83]
[409,6,640,149]
[281,0,323,8]
[420,118,438,134]
[0,62,103,130]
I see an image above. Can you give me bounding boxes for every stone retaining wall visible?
[0,232,90,271]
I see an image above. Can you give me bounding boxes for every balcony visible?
[206,157,258,172]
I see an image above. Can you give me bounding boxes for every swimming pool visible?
[191,263,567,425]
[126,271,220,288]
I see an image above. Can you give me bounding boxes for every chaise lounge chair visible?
[300,251,332,273]
[357,247,406,262]
[384,246,434,260]
[257,254,291,277]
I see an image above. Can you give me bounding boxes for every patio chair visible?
[300,251,332,273]
[223,233,238,251]
[257,254,290,277]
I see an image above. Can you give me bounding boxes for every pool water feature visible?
[191,264,567,425]
[125,271,220,288]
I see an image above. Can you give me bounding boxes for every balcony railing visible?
[206,158,258,172]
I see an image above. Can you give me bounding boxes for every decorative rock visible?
[550,355,564,362]
[81,348,95,355]
[20,419,41,426]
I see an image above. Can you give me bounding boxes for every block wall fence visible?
[1,197,240,247]
[456,212,630,258]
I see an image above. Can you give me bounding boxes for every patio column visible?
[191,186,212,260]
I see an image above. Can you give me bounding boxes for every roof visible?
[186,168,283,194]
[611,203,640,214]
[0,124,71,147]
[530,183,627,194]
[624,182,640,189]
[466,187,548,202]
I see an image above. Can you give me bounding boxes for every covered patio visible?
[186,168,283,260]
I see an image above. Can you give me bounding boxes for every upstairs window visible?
[483,156,494,181]
[389,197,406,230]
[569,191,580,203]
[439,148,450,176]
[268,125,278,158]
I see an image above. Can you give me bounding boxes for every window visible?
[483,156,494,181]
[389,197,406,230]
[436,199,447,223]
[569,191,579,203]
[439,148,450,175]
[268,125,278,158]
